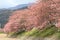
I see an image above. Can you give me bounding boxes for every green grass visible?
[24,25,57,37]
[24,28,39,36]
[7,30,25,38]
[8,25,58,38]
[56,29,60,39]
[0,32,4,34]
[38,26,57,37]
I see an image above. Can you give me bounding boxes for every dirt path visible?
[0,34,58,40]
[0,34,20,40]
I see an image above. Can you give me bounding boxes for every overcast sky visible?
[0,0,36,8]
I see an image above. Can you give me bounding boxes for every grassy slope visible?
[8,25,59,38]
[0,25,60,40]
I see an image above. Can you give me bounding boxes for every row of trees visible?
[3,0,60,33]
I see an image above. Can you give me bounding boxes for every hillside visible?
[0,4,29,28]
[0,9,13,28]
[0,0,60,40]
[3,0,60,33]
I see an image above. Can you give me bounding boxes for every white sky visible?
[0,0,36,8]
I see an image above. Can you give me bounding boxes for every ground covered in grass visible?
[4,25,60,40]
[0,25,60,40]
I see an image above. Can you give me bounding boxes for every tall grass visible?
[8,25,59,38]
